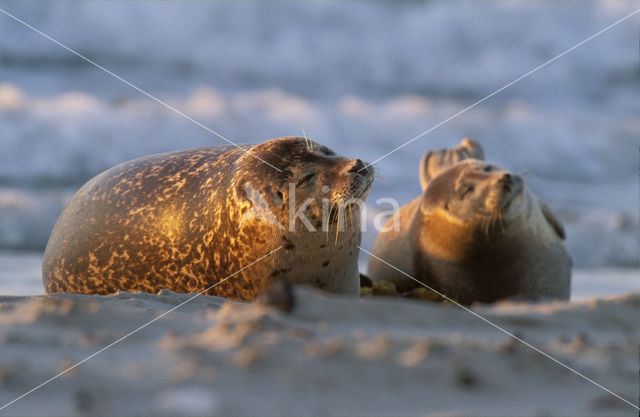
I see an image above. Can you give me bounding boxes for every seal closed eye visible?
[368,139,571,304]
[42,136,374,300]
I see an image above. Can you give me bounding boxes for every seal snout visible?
[498,173,513,193]
[493,172,524,213]
[348,159,369,176]
[497,172,523,195]
[346,158,374,196]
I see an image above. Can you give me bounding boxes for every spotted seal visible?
[43,136,373,300]
[367,139,571,304]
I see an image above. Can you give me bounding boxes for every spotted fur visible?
[43,137,373,300]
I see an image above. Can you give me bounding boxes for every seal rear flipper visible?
[419,138,485,190]
[539,199,566,240]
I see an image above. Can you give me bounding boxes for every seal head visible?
[421,159,525,223]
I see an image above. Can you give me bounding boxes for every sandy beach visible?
[0,287,637,416]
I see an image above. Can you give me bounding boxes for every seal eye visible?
[460,185,474,199]
[296,173,316,188]
[483,166,494,172]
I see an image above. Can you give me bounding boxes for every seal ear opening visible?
[539,199,566,240]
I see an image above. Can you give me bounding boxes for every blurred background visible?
[0,1,637,297]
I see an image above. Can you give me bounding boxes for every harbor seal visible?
[43,136,373,300]
[367,139,571,304]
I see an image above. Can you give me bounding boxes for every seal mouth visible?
[483,173,524,216]
[325,174,373,225]
[327,201,362,225]
[353,179,373,200]
[323,159,373,225]
[327,184,371,224]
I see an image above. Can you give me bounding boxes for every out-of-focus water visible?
[0,1,638,296]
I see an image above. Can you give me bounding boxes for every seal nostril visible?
[499,173,513,192]
[349,159,367,175]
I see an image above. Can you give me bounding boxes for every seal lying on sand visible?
[43,137,373,300]
[367,139,571,304]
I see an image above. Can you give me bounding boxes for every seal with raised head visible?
[367,139,571,304]
[43,136,373,300]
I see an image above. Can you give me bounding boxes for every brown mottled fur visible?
[43,137,373,300]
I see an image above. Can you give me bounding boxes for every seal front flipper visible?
[367,198,423,292]
[538,199,566,240]
[419,138,485,189]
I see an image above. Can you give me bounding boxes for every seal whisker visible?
[517,168,535,179]
[368,163,379,177]
[326,200,337,241]
[517,169,542,193]
[334,204,342,245]
[301,128,313,152]
[483,215,493,241]
[496,211,506,235]
[373,173,389,186]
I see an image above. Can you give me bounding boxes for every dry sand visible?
[0,287,637,416]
